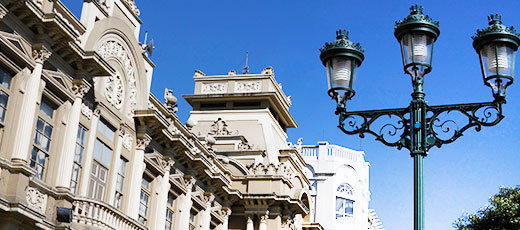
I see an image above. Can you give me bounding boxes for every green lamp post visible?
[320,5,519,230]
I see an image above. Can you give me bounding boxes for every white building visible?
[299,141,384,230]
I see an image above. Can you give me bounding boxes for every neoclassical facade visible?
[0,0,316,229]
[300,142,384,230]
[0,0,382,230]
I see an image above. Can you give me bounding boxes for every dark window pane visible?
[40,99,54,119]
[0,66,11,89]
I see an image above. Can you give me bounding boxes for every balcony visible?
[73,197,146,230]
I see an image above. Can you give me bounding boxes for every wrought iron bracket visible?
[336,98,505,154]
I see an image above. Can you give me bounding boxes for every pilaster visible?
[173,175,196,230]
[78,107,100,196]
[198,192,215,230]
[10,46,51,163]
[106,124,127,204]
[126,134,151,219]
[150,156,174,230]
[55,79,90,191]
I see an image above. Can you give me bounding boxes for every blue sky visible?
[64,1,520,229]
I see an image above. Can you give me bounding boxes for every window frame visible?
[165,192,175,230]
[30,98,56,180]
[335,183,355,219]
[113,156,127,209]
[138,175,152,225]
[0,65,12,124]
[70,125,88,194]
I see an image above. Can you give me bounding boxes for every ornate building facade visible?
[0,0,380,230]
[300,142,384,230]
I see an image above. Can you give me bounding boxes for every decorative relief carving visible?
[247,162,295,181]
[201,82,227,94]
[25,186,47,214]
[122,0,140,16]
[81,103,93,120]
[238,141,255,151]
[105,74,124,109]
[97,40,137,117]
[136,136,151,150]
[32,47,51,64]
[209,118,237,136]
[119,126,133,151]
[295,138,303,153]
[235,81,262,93]
[72,79,90,98]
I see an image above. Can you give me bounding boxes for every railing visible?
[301,145,361,162]
[73,197,146,230]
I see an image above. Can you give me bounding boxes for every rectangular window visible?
[335,197,354,219]
[93,139,112,167]
[138,176,152,225]
[165,193,174,230]
[97,119,115,142]
[70,126,87,194]
[88,160,108,201]
[0,66,11,122]
[30,99,55,179]
[113,157,127,209]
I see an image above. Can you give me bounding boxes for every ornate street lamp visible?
[319,5,519,230]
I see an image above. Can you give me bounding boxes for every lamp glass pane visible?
[326,56,357,101]
[480,43,515,90]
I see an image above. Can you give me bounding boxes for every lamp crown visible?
[410,4,423,15]
[336,29,349,39]
[488,14,502,25]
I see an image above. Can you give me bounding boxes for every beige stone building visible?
[0,0,384,230]
[0,0,317,229]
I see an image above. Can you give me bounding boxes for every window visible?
[113,157,127,209]
[336,183,354,219]
[98,118,115,142]
[30,99,55,179]
[70,126,87,194]
[189,211,196,230]
[88,139,112,200]
[0,65,12,122]
[88,119,114,201]
[165,193,174,230]
[139,176,152,225]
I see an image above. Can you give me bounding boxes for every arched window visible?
[336,183,354,219]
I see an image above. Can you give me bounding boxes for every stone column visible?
[126,135,151,219]
[172,175,196,230]
[198,192,214,230]
[216,207,232,230]
[10,46,51,163]
[294,214,303,230]
[106,125,126,204]
[246,215,254,230]
[259,212,268,230]
[55,79,90,191]
[150,157,174,230]
[78,107,100,196]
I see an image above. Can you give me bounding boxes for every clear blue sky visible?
[64,1,520,229]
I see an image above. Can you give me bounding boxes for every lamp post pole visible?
[320,5,520,230]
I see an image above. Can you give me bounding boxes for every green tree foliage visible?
[454,185,520,230]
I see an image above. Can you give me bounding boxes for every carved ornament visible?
[81,103,93,120]
[235,80,262,93]
[201,82,227,94]
[72,79,90,98]
[32,46,51,64]
[97,40,137,117]
[209,118,237,136]
[25,186,47,214]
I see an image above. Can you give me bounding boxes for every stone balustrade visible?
[73,197,146,230]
